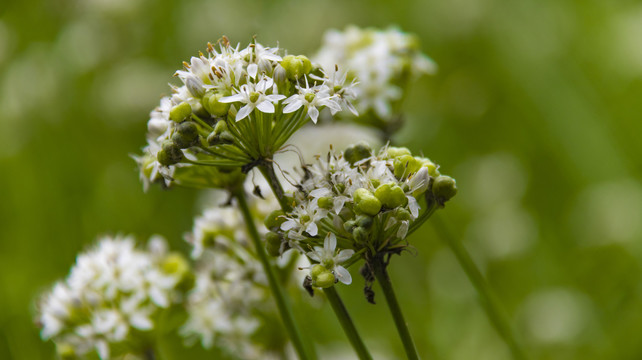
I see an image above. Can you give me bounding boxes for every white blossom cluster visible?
[38,235,189,359]
[267,144,455,288]
[314,26,436,124]
[134,38,358,191]
[181,201,279,358]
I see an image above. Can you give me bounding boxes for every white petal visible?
[333,197,347,214]
[307,251,322,262]
[397,220,409,239]
[407,196,419,218]
[283,99,304,113]
[236,104,253,121]
[219,93,245,103]
[306,222,318,237]
[335,266,352,285]
[247,63,258,78]
[266,94,286,101]
[280,219,297,231]
[256,100,275,113]
[335,249,355,263]
[130,314,153,330]
[325,233,337,252]
[308,106,319,123]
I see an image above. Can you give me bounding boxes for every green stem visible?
[431,215,528,360]
[234,190,313,360]
[323,287,373,360]
[258,162,291,211]
[259,161,371,360]
[372,258,419,360]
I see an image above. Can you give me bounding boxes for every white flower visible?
[280,199,328,238]
[307,233,354,285]
[219,76,285,121]
[283,81,342,123]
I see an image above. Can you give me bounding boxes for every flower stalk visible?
[323,287,373,360]
[234,189,315,360]
[372,257,420,360]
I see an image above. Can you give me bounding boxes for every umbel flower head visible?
[134,37,358,191]
[264,143,456,292]
[37,235,191,360]
[181,200,287,359]
[314,26,436,134]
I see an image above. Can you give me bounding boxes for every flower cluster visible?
[134,38,358,191]
[181,201,283,358]
[37,236,190,359]
[314,26,436,132]
[264,143,456,289]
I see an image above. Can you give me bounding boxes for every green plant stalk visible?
[431,215,527,360]
[323,287,373,360]
[259,161,371,360]
[372,259,420,360]
[234,190,313,360]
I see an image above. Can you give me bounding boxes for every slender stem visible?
[323,287,373,360]
[259,161,371,360]
[258,162,291,211]
[372,258,419,360]
[235,190,313,360]
[431,215,528,360]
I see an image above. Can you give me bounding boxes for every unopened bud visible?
[310,264,327,279]
[353,188,381,216]
[172,121,200,148]
[170,102,192,123]
[432,175,457,204]
[386,146,412,159]
[375,183,408,208]
[394,208,412,221]
[265,232,282,257]
[157,141,183,166]
[313,271,335,288]
[419,157,440,177]
[264,210,286,230]
[344,142,372,165]
[393,155,423,179]
[352,227,368,243]
[356,215,373,229]
[281,55,312,80]
[186,77,205,98]
[206,92,231,117]
[318,197,333,210]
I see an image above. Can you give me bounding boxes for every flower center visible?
[249,92,260,103]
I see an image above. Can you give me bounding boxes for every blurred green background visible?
[1,0,641,359]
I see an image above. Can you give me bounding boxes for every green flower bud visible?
[432,175,457,203]
[343,220,356,232]
[213,120,227,134]
[264,210,286,230]
[313,271,335,288]
[162,253,190,276]
[318,196,333,210]
[281,55,312,80]
[393,155,423,179]
[172,121,200,149]
[394,208,412,221]
[265,231,282,257]
[310,264,327,279]
[375,183,408,208]
[169,102,192,123]
[157,141,183,166]
[419,157,440,177]
[344,142,372,165]
[353,188,381,216]
[386,146,412,159]
[206,92,231,117]
[356,215,373,229]
[352,227,368,243]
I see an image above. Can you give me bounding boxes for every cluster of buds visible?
[264,143,456,290]
[134,37,358,191]
[37,236,191,359]
[314,26,436,133]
